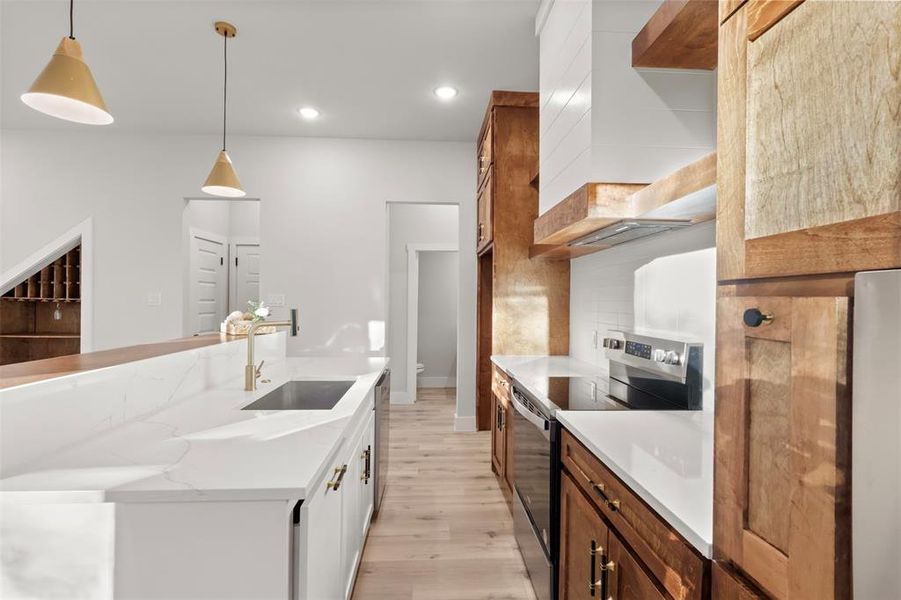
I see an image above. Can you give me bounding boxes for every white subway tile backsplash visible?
[570,221,717,410]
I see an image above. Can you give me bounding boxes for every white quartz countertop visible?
[556,410,713,557]
[492,355,713,557]
[0,357,388,503]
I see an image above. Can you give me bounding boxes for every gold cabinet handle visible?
[591,481,606,494]
[605,499,621,512]
[327,465,348,491]
[601,560,616,572]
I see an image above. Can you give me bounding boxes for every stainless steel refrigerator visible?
[853,269,901,599]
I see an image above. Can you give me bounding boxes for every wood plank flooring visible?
[352,388,537,600]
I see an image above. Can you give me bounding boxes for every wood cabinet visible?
[711,561,767,600]
[606,532,668,600]
[477,169,494,253]
[714,295,851,599]
[297,397,375,600]
[716,0,901,281]
[559,471,610,599]
[491,390,506,479]
[490,364,515,492]
[559,430,709,600]
[475,91,570,431]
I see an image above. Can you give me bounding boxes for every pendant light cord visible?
[222,34,228,151]
[69,0,75,39]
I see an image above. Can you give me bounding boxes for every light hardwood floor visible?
[352,388,537,600]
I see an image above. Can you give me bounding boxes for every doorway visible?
[182,199,261,336]
[406,244,459,401]
[385,203,459,407]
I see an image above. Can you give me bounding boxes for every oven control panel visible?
[624,340,652,359]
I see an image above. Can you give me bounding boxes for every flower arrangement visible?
[247,300,270,322]
[221,300,276,335]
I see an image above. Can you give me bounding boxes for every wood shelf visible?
[1,244,81,366]
[632,0,718,70]
[532,153,717,259]
[1,297,80,303]
[0,334,80,339]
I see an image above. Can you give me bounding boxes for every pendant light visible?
[21,0,113,125]
[202,21,245,198]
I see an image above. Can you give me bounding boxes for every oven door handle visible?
[511,392,550,431]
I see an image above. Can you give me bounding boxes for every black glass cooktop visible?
[522,371,690,415]
[524,376,627,413]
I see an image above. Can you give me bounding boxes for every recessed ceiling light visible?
[433,86,458,100]
[298,107,320,120]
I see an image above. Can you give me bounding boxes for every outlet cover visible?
[592,330,599,349]
[146,292,162,306]
[267,294,286,307]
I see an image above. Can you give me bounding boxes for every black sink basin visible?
[242,380,355,411]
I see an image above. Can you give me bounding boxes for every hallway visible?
[352,388,537,600]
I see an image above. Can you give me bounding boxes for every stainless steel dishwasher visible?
[372,369,390,516]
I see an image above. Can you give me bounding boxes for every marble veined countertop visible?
[0,357,388,503]
[492,355,713,557]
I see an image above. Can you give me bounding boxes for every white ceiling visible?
[0,1,539,141]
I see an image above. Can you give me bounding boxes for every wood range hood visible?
[532,152,717,259]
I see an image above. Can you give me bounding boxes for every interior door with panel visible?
[230,241,260,312]
[189,230,227,334]
[558,472,609,600]
[717,0,901,280]
[714,295,851,598]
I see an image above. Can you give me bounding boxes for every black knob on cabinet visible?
[743,308,774,328]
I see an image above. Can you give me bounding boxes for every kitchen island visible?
[0,333,387,600]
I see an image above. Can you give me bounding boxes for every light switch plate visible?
[146,292,162,306]
[267,294,285,307]
[592,330,599,349]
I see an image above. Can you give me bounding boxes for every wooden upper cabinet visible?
[714,295,851,598]
[716,0,901,281]
[477,168,494,253]
[559,471,609,600]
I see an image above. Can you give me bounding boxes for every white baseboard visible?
[390,391,414,405]
[453,415,477,432]
[417,376,456,388]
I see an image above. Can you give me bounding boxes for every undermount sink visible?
[242,380,355,411]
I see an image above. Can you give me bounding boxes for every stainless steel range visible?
[511,331,703,600]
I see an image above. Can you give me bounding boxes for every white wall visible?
[417,251,458,388]
[569,221,716,409]
[537,0,717,215]
[387,204,458,402]
[0,130,477,417]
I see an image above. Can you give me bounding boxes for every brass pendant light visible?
[21,0,113,125]
[202,21,245,198]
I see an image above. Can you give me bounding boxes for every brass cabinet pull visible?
[327,465,348,491]
[360,447,371,483]
[589,479,622,512]
[601,560,616,572]
[588,540,601,596]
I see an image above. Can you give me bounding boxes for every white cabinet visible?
[296,394,375,600]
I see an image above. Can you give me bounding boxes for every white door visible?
[230,241,260,313]
[189,230,227,334]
